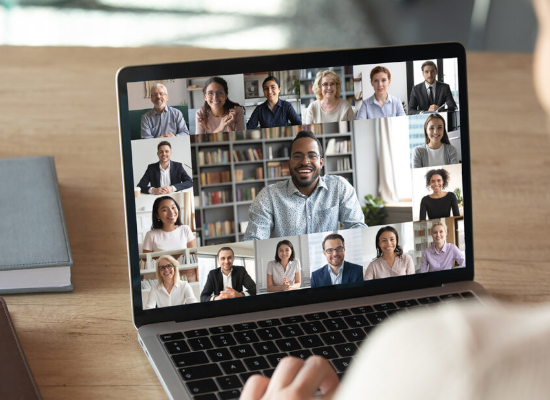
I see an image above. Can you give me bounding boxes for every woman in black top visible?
[419,168,460,220]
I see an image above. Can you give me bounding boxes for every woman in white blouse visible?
[145,255,198,309]
[143,196,196,253]
[266,240,302,292]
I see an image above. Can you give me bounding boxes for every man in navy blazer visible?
[408,61,457,115]
[310,233,363,288]
[138,140,192,194]
[200,247,257,302]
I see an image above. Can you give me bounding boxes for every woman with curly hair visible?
[304,70,355,124]
[195,76,245,134]
[419,168,460,220]
[364,226,415,280]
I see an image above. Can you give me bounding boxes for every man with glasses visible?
[141,83,189,139]
[310,233,363,288]
[243,130,366,241]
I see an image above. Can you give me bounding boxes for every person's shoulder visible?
[325,174,351,187]
[446,191,457,199]
[401,253,413,261]
[311,265,326,276]
[437,80,451,88]
[339,98,352,107]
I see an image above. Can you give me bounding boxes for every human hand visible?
[162,132,176,137]
[281,279,291,291]
[241,356,339,400]
[151,187,163,195]
[428,104,439,111]
[160,185,174,194]
[217,287,242,300]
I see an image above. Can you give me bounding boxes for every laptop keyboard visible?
[159,291,477,400]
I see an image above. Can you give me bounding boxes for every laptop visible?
[116,42,491,400]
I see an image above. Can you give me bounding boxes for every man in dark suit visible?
[138,140,192,194]
[408,61,457,115]
[200,247,257,302]
[310,233,363,288]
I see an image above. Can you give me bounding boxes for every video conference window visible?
[124,57,466,310]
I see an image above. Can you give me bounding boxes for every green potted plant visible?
[362,195,386,226]
[454,188,463,216]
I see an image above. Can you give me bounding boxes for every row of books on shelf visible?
[204,220,234,238]
[325,138,351,155]
[264,125,304,139]
[236,187,257,202]
[235,167,263,182]
[192,132,230,143]
[335,158,352,171]
[202,189,232,206]
[414,242,429,251]
[266,161,290,178]
[139,254,198,271]
[200,170,231,185]
[198,149,231,165]
[233,148,263,162]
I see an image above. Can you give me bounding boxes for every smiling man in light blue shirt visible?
[243,131,366,241]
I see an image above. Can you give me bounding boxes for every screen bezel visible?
[116,43,473,328]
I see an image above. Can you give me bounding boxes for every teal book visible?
[0,156,73,294]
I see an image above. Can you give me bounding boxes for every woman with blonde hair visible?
[304,70,355,124]
[145,255,198,309]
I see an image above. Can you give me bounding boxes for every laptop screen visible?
[117,44,473,326]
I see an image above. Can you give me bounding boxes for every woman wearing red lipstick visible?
[412,113,459,168]
[145,254,198,309]
[195,76,245,134]
[143,196,196,252]
[304,70,355,124]
[356,66,406,119]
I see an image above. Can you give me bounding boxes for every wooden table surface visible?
[1,46,550,399]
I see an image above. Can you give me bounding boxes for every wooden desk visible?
[1,47,550,399]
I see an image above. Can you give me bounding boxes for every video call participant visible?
[412,113,459,168]
[141,83,190,139]
[419,221,465,273]
[200,247,257,302]
[356,66,406,119]
[266,240,302,292]
[137,141,192,195]
[145,255,198,309]
[310,233,363,288]
[195,77,245,134]
[246,76,302,129]
[364,226,415,280]
[142,196,196,252]
[408,61,458,114]
[304,70,355,124]
[242,3,550,398]
[419,168,460,220]
[243,130,366,241]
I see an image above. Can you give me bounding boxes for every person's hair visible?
[274,240,296,263]
[151,196,182,230]
[425,168,450,190]
[322,233,345,250]
[216,246,234,261]
[157,140,171,150]
[370,66,392,81]
[375,226,403,259]
[421,61,438,73]
[431,221,448,233]
[262,76,280,88]
[424,113,450,145]
[200,77,242,126]
[312,70,342,100]
[155,254,181,286]
[289,130,324,159]
[150,83,168,96]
